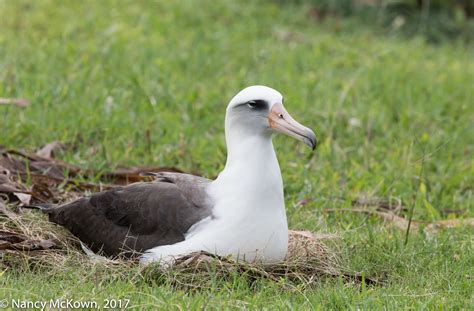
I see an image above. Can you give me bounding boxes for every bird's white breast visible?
[139,138,289,266]
[193,158,289,263]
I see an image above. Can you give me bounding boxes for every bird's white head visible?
[225,85,317,150]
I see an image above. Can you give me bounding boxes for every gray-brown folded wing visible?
[46,173,212,257]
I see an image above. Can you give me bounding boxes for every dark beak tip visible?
[308,131,318,151]
[303,135,317,151]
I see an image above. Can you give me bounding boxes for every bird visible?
[36,85,317,266]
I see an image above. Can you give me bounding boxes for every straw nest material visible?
[142,230,342,289]
[1,201,346,289]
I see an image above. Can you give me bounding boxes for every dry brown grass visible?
[142,230,343,290]
[1,201,350,290]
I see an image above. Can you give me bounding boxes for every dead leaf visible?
[439,208,466,216]
[12,239,57,251]
[0,229,56,251]
[0,230,56,251]
[36,141,65,159]
[352,196,404,212]
[431,218,474,228]
[0,240,13,250]
[0,147,109,202]
[2,147,82,177]
[13,192,32,205]
[0,230,27,243]
[375,210,418,230]
[425,218,474,236]
[0,182,24,193]
[326,208,474,233]
[0,97,30,107]
[0,164,29,198]
[30,183,55,202]
[325,208,419,230]
[0,145,188,205]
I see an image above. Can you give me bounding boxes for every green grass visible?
[1,0,473,309]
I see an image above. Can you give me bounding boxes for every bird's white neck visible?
[225,130,274,168]
[210,127,285,217]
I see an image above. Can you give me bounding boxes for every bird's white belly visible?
[140,194,288,266]
[139,210,288,266]
[191,209,288,262]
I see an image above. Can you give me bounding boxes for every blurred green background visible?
[1,0,473,309]
[287,0,474,43]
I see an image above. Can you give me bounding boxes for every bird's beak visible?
[268,103,317,150]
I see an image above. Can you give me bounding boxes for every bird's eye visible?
[247,101,257,109]
[243,100,267,110]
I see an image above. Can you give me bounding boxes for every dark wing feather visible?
[46,173,212,257]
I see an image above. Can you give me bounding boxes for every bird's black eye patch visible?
[245,100,268,111]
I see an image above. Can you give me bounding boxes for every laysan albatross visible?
[39,85,317,266]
